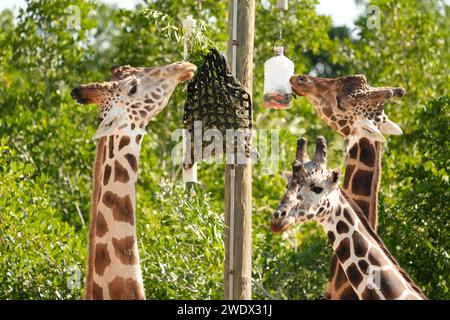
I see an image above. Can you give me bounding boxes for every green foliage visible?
[0,0,448,300]
[379,96,450,299]
[352,0,450,121]
[137,182,224,299]
[142,9,217,67]
[0,141,85,299]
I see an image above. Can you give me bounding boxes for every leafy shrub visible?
[0,141,85,299]
[379,96,450,299]
[138,181,224,299]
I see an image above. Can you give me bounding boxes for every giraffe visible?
[271,136,426,300]
[289,74,405,299]
[71,61,197,300]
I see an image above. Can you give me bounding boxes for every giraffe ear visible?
[354,118,386,143]
[92,105,128,140]
[281,171,293,183]
[380,118,403,135]
[329,169,340,187]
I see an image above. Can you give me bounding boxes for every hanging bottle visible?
[263,46,294,109]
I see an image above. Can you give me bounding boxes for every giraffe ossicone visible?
[72,61,197,300]
[271,136,426,300]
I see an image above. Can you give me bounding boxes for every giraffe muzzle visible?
[175,62,197,82]
[71,86,91,104]
[271,213,295,233]
[290,75,306,96]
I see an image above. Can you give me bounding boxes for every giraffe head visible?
[271,136,341,233]
[290,74,405,146]
[71,61,197,139]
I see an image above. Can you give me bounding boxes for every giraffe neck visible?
[343,138,381,230]
[325,138,381,299]
[322,189,425,300]
[85,130,146,300]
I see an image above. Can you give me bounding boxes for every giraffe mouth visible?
[290,76,305,96]
[270,216,295,233]
[71,86,96,105]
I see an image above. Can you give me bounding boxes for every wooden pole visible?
[224,0,255,300]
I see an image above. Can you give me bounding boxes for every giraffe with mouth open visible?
[271,136,426,300]
[71,61,197,300]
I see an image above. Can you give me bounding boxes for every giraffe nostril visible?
[280,210,287,217]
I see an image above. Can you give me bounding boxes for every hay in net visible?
[183,49,253,167]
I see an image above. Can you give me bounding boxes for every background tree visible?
[0,0,448,299]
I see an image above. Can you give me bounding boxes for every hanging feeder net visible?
[183,49,253,168]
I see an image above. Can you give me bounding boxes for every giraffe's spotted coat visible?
[271,136,426,300]
[114,160,130,183]
[289,75,406,299]
[102,191,134,225]
[71,62,198,300]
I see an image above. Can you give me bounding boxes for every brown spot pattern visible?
[358,259,369,273]
[108,276,144,300]
[355,200,370,217]
[341,126,351,135]
[322,107,332,117]
[380,269,405,299]
[352,231,368,257]
[351,170,373,196]
[339,286,359,300]
[112,236,138,265]
[334,263,348,290]
[119,136,130,151]
[343,208,354,225]
[346,263,363,288]
[336,221,350,234]
[368,250,385,266]
[102,191,134,225]
[92,282,104,300]
[94,243,111,276]
[139,110,147,118]
[108,136,114,159]
[114,160,130,183]
[338,120,347,127]
[348,144,358,159]
[124,153,137,172]
[361,287,380,300]
[96,211,109,238]
[103,164,111,186]
[359,138,376,167]
[335,238,351,262]
[343,164,355,189]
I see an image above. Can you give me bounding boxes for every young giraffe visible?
[271,136,426,300]
[290,74,405,299]
[71,61,197,300]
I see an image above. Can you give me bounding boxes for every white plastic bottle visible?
[263,47,295,109]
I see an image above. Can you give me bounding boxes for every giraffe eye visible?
[311,186,323,194]
[128,85,138,96]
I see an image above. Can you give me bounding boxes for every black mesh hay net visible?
[183,49,253,167]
